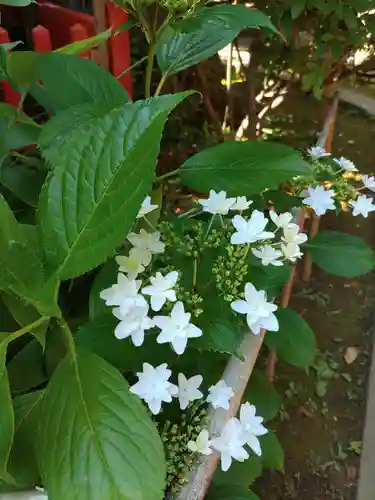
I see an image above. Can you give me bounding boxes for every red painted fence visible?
[0,0,132,107]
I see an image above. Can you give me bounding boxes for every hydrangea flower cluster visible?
[303,147,375,218]
[99,193,305,472]
[188,402,267,471]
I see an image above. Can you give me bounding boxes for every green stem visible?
[117,55,148,80]
[60,317,76,358]
[155,169,179,183]
[145,42,156,98]
[8,316,49,342]
[193,258,198,288]
[154,72,168,97]
[204,214,215,240]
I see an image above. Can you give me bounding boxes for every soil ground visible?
[253,87,375,500]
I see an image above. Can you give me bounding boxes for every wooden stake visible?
[92,0,110,70]
[267,208,306,381]
[301,94,339,283]
[173,330,266,500]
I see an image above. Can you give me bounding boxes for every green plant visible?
[0,2,374,500]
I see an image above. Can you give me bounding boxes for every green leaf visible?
[193,299,243,355]
[0,339,14,481]
[115,18,138,35]
[38,350,166,500]
[179,141,310,196]
[248,260,291,297]
[259,431,284,470]
[213,454,262,487]
[89,259,118,321]
[75,314,176,371]
[290,0,306,19]
[244,369,281,421]
[157,4,277,76]
[0,157,46,207]
[0,0,32,5]
[304,231,375,278]
[7,338,47,393]
[0,202,59,316]
[8,390,44,487]
[56,29,112,55]
[207,485,260,500]
[265,308,316,369]
[2,294,49,347]
[8,52,129,109]
[38,93,191,280]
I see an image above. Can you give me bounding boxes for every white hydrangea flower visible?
[127,229,165,260]
[252,245,283,267]
[198,190,236,215]
[116,249,145,279]
[349,195,375,217]
[230,196,253,211]
[281,242,303,263]
[239,403,268,456]
[231,211,274,245]
[361,175,375,192]
[112,304,154,346]
[307,146,330,161]
[137,195,158,219]
[100,273,146,314]
[142,271,178,312]
[211,417,249,472]
[269,210,293,229]
[206,380,234,410]
[231,283,278,335]
[302,186,335,216]
[130,362,178,415]
[177,373,203,410]
[333,156,358,172]
[281,224,308,246]
[188,429,212,456]
[154,301,202,354]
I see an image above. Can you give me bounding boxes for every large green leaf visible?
[192,299,243,355]
[207,485,260,500]
[243,369,281,421]
[3,294,49,347]
[304,231,375,278]
[0,157,46,207]
[8,390,44,487]
[38,350,166,500]
[89,259,118,321]
[38,93,190,280]
[7,338,47,393]
[259,432,284,470]
[0,338,14,481]
[212,455,262,487]
[157,4,277,76]
[57,29,112,56]
[265,308,316,369]
[7,52,129,109]
[0,200,59,316]
[75,314,175,371]
[0,0,32,5]
[248,259,291,298]
[179,141,310,196]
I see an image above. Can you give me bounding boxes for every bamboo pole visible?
[302,94,339,282]
[173,330,266,500]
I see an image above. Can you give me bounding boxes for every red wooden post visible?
[70,23,91,59]
[32,25,53,52]
[106,1,133,98]
[0,27,21,107]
